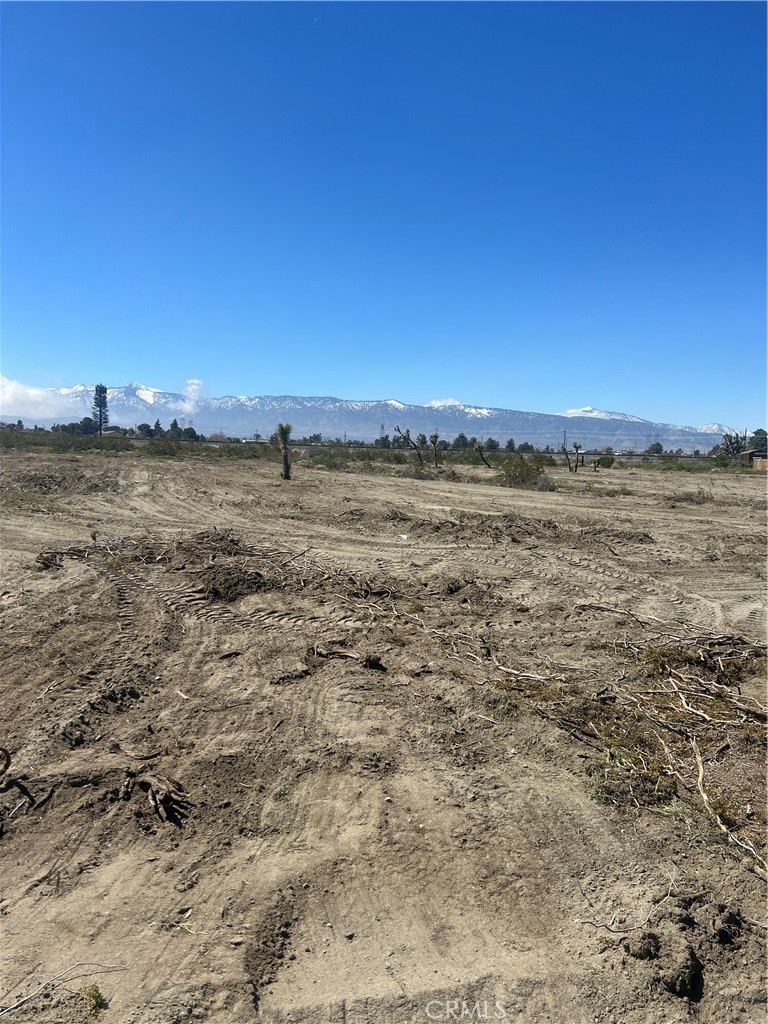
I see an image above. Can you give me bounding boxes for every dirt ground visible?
[0,451,765,1024]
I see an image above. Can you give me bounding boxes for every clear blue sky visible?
[2,2,765,427]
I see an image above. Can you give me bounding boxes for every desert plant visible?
[664,487,714,506]
[276,422,292,480]
[720,431,748,461]
[535,475,557,491]
[394,425,424,465]
[82,984,108,1018]
[429,433,440,468]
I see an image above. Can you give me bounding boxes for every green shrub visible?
[306,447,354,471]
[0,431,133,454]
[496,455,550,489]
[144,438,182,458]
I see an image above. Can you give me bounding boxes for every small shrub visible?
[599,485,633,497]
[307,447,353,471]
[665,487,713,506]
[535,475,557,491]
[82,984,108,1018]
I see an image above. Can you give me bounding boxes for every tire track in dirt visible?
[98,562,366,635]
[2,454,766,1024]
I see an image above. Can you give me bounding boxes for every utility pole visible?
[563,430,567,451]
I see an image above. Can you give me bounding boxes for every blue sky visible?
[1,2,765,427]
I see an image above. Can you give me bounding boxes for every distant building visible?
[739,449,766,466]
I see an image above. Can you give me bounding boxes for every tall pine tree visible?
[92,384,109,437]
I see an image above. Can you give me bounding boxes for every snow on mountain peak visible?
[695,423,733,434]
[559,407,646,423]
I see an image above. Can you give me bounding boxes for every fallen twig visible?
[0,962,127,1017]
[691,739,767,874]
[111,743,162,761]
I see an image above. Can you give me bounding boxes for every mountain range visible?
[1,381,734,452]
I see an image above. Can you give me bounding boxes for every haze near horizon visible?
[1,2,765,427]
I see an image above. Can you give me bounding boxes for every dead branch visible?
[137,772,193,823]
[575,604,766,653]
[110,742,162,761]
[0,962,127,1017]
[491,656,559,683]
[691,739,767,874]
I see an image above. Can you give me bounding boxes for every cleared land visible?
[0,451,765,1024]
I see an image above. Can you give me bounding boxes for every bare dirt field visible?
[1,451,765,1024]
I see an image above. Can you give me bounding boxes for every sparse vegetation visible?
[665,487,714,506]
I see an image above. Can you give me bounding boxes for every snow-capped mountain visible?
[0,378,735,451]
[558,406,648,423]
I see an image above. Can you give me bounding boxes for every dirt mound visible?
[382,506,561,545]
[197,564,267,602]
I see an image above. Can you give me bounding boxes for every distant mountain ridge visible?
[1,381,734,451]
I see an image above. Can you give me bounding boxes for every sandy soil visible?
[0,451,765,1024]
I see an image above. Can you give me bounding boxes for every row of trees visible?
[4,382,765,465]
[372,431,520,452]
[44,416,204,441]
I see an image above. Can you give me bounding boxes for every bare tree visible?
[473,441,492,468]
[394,425,423,465]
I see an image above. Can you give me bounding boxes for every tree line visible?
[0,384,205,440]
[2,384,765,463]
